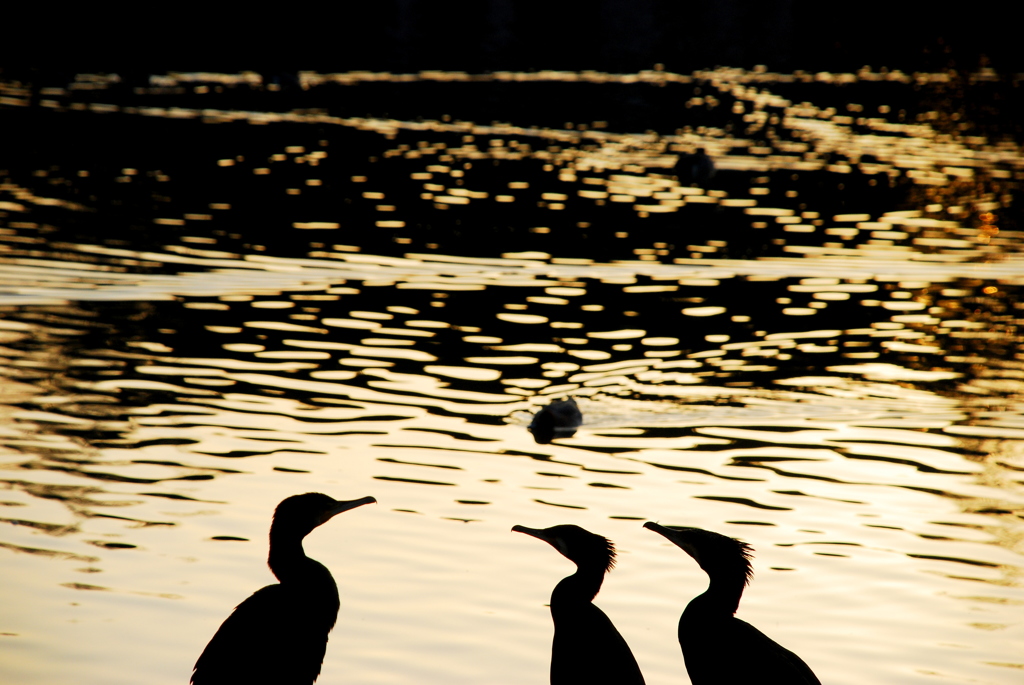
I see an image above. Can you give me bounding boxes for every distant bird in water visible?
[674,147,715,186]
[528,397,582,444]
[191,493,376,685]
[643,522,820,685]
[513,524,646,685]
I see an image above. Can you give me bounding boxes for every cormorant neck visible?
[689,570,746,617]
[553,564,605,604]
[267,525,312,583]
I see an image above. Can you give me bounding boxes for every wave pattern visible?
[1,68,1022,685]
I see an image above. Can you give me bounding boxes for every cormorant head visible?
[272,493,377,539]
[527,398,582,445]
[512,523,616,573]
[644,522,753,586]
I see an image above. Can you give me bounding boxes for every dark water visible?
[1,68,1023,685]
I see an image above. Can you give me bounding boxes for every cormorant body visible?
[191,493,376,685]
[528,398,582,444]
[644,522,820,685]
[513,524,645,685]
[674,148,715,185]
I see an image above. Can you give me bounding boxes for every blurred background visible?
[3,0,1022,76]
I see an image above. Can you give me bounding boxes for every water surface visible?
[1,68,1023,685]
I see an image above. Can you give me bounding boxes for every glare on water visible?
[1,67,1023,685]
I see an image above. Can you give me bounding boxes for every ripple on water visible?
[2,67,1024,685]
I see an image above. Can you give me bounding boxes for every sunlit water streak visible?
[1,68,1023,685]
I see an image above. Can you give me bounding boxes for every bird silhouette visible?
[513,524,646,685]
[674,147,715,186]
[643,522,820,684]
[191,493,376,685]
[528,397,582,444]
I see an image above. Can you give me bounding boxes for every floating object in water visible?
[674,147,715,185]
[643,522,820,685]
[191,493,376,685]
[528,397,583,444]
[513,524,646,685]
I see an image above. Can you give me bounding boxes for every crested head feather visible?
[554,524,616,573]
[734,537,754,587]
[691,529,755,586]
[600,534,617,573]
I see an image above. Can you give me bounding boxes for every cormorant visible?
[528,398,582,444]
[674,147,715,186]
[513,524,646,685]
[191,493,376,685]
[643,522,820,684]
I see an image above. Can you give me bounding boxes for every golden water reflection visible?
[1,67,1023,685]
[2,280,1022,684]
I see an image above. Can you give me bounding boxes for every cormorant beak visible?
[512,524,548,541]
[319,495,377,525]
[644,521,700,561]
[513,525,570,557]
